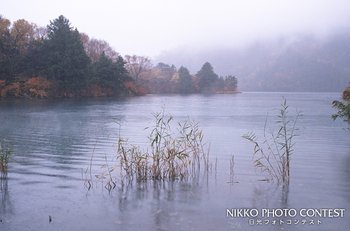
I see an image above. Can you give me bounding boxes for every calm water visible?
[0,92,349,231]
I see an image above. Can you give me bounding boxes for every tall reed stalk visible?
[243,99,301,185]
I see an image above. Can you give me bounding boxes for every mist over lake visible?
[158,31,350,92]
[1,1,350,230]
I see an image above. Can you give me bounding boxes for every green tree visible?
[196,62,218,93]
[41,15,90,95]
[91,53,131,95]
[178,66,194,94]
[224,75,238,89]
[1,16,42,84]
[0,16,16,82]
[332,85,350,130]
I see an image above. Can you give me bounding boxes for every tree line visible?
[0,15,238,98]
[139,62,238,94]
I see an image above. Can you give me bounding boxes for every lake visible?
[0,92,349,231]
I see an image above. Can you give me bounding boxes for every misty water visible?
[0,92,349,231]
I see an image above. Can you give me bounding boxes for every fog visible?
[2,0,350,57]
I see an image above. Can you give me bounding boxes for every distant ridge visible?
[158,31,350,92]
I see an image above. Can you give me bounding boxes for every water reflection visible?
[0,177,13,215]
[281,184,289,207]
[251,183,282,208]
[99,178,205,230]
[115,179,205,211]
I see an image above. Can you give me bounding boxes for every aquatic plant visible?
[332,85,350,130]
[0,140,12,179]
[243,99,301,185]
[85,111,210,190]
[117,111,209,182]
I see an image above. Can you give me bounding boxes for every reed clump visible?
[243,99,301,185]
[0,140,12,179]
[117,111,209,183]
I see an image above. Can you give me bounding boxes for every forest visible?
[0,15,238,98]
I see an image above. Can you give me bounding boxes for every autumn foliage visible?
[0,82,22,97]
[0,15,138,98]
[0,15,238,98]
[124,81,147,96]
[0,77,51,98]
[343,86,350,100]
[135,62,238,94]
[25,77,51,97]
[332,84,350,128]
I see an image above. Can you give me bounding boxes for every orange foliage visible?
[124,81,147,95]
[343,86,350,101]
[1,82,22,97]
[0,80,5,97]
[25,76,51,98]
[0,77,52,98]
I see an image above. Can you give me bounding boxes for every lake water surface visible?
[0,92,349,231]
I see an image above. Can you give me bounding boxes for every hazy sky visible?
[2,0,350,58]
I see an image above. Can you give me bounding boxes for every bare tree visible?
[33,26,47,40]
[124,55,152,80]
[80,33,119,62]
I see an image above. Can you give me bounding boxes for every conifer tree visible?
[42,15,90,95]
[197,62,218,93]
[178,66,194,94]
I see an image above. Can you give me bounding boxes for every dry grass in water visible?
[85,111,210,190]
[118,111,209,182]
[243,99,301,185]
